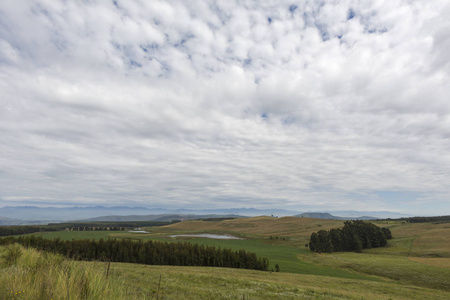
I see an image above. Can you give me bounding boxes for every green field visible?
[2,245,449,300]
[27,230,378,280]
[5,216,450,299]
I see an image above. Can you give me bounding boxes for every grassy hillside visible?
[150,216,346,248]
[1,244,449,300]
[11,216,450,298]
[383,221,450,257]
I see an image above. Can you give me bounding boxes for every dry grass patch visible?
[108,263,450,299]
[408,257,450,268]
[297,251,450,292]
[387,222,450,257]
[162,216,344,240]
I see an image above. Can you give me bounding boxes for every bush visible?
[2,244,22,266]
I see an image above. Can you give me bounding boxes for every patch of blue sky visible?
[357,11,387,35]
[208,2,230,25]
[174,34,195,49]
[243,58,252,67]
[300,7,329,41]
[347,9,356,20]
[316,23,329,41]
[289,5,298,13]
[366,28,388,34]
[140,43,160,53]
[111,42,143,68]
[157,60,171,77]
[129,59,142,68]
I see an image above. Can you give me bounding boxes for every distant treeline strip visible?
[47,220,180,228]
[0,226,59,237]
[0,235,269,271]
[309,220,392,253]
[0,221,178,237]
[381,216,450,223]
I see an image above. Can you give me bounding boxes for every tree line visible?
[309,220,392,253]
[0,226,59,237]
[0,235,269,271]
[47,220,179,228]
[385,216,450,223]
[0,221,178,237]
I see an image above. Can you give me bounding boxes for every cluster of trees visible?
[0,235,269,271]
[65,226,125,231]
[269,236,289,240]
[309,221,392,253]
[0,226,59,237]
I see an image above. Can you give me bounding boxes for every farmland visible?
[2,216,450,299]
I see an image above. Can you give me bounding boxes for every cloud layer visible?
[1,0,449,214]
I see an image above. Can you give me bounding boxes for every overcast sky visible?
[1,0,449,215]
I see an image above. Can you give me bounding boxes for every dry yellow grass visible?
[151,217,450,256]
[408,257,450,268]
[161,216,344,246]
[387,222,450,257]
[110,263,450,300]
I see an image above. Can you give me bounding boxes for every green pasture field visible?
[108,262,449,300]
[17,216,450,297]
[2,245,449,300]
[26,230,378,281]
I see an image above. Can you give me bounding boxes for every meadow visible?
[3,216,449,299]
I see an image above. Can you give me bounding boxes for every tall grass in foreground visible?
[2,244,449,299]
[0,244,135,300]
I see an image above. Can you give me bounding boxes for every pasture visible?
[2,245,449,300]
[14,216,450,298]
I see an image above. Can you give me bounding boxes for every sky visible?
[0,0,449,215]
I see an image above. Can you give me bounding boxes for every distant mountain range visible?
[0,215,50,226]
[0,205,414,225]
[78,214,245,222]
[294,212,378,220]
[323,210,412,219]
[0,206,300,223]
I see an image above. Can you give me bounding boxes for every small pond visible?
[169,234,242,240]
[128,230,149,233]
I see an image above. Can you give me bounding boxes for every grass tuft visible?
[0,244,135,300]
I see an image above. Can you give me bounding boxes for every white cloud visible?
[0,0,449,214]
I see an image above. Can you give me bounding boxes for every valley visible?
[1,216,449,299]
